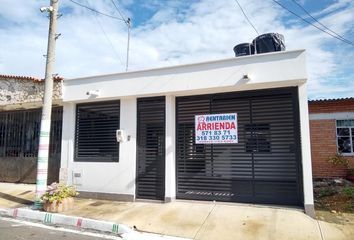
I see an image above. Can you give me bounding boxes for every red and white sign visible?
[195,113,238,144]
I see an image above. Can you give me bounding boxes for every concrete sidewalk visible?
[1,183,353,240]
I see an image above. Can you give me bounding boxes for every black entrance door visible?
[176,88,302,206]
[136,97,165,200]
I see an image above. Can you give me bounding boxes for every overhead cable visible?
[233,0,259,35]
[92,13,125,66]
[271,0,354,46]
[110,0,129,25]
[291,0,353,45]
[69,0,125,22]
[109,0,131,71]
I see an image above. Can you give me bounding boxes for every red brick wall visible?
[310,119,346,178]
[309,99,354,114]
[309,99,354,178]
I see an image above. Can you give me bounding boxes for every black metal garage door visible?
[136,97,165,200]
[176,87,302,206]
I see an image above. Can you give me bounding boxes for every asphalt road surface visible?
[0,217,122,240]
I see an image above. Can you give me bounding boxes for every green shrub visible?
[343,187,354,199]
[328,153,349,167]
[318,187,337,197]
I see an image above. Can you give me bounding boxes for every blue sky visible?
[0,0,353,99]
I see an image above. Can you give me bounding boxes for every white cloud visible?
[311,0,353,18]
[0,0,353,99]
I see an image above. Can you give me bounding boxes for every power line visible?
[92,13,125,66]
[80,0,124,67]
[271,0,354,46]
[291,0,353,45]
[110,0,128,24]
[69,0,128,67]
[233,0,259,35]
[109,0,131,71]
[69,0,125,22]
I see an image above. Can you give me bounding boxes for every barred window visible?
[75,101,120,162]
[245,123,271,153]
[0,108,62,158]
[336,119,354,155]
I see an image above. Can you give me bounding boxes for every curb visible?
[0,207,132,236]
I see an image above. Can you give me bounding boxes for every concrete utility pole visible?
[34,0,59,209]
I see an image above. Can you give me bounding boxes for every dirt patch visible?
[316,192,354,213]
[314,178,354,214]
[241,220,265,237]
[316,210,354,225]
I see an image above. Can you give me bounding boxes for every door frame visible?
[135,96,166,200]
[174,87,303,206]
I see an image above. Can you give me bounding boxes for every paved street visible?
[0,218,121,240]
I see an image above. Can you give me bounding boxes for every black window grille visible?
[245,123,271,153]
[75,100,120,162]
[0,107,62,158]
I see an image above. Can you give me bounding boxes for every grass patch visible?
[318,187,337,198]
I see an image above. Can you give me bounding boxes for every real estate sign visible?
[195,113,238,144]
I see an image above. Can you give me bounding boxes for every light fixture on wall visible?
[242,74,250,81]
[86,90,100,97]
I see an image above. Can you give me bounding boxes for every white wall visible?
[60,98,137,196]
[60,95,177,199]
[298,83,315,217]
[165,95,176,200]
[309,111,354,120]
[59,102,75,183]
[63,50,306,103]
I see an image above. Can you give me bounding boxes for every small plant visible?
[344,202,353,212]
[318,187,337,198]
[343,187,354,199]
[328,153,354,180]
[343,187,354,212]
[328,153,349,167]
[41,182,79,203]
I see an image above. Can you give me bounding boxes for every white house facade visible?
[60,49,315,217]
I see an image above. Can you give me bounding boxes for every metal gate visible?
[176,88,302,206]
[0,107,62,184]
[136,97,165,200]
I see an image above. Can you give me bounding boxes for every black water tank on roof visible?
[253,33,285,54]
[233,43,254,57]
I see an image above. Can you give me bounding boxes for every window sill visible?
[341,153,354,157]
[74,158,119,163]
